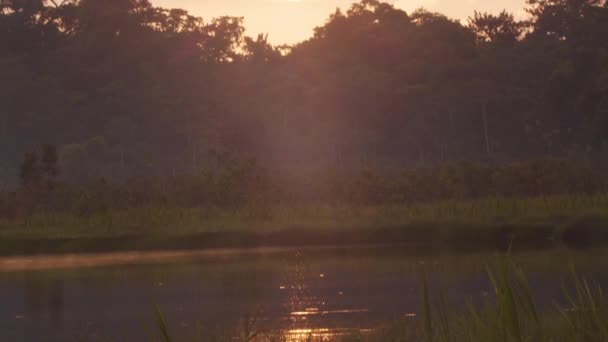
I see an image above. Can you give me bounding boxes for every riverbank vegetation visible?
[3,153,606,218]
[1,156,608,254]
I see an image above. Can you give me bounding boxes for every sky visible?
[152,0,528,44]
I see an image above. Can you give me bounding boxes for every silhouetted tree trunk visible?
[192,144,198,170]
[282,103,289,130]
[119,146,125,170]
[417,144,426,165]
[482,102,492,157]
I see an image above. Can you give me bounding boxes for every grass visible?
[149,256,608,342]
[1,194,608,255]
[4,194,608,234]
[358,258,608,342]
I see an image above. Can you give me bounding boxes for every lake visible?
[1,246,607,341]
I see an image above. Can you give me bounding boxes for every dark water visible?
[1,246,608,341]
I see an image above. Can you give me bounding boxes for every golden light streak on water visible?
[283,328,374,341]
[290,308,369,316]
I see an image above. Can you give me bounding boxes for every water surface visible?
[1,246,607,341]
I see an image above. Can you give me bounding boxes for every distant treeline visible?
[1,151,604,219]
[1,0,608,184]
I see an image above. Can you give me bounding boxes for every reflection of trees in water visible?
[216,266,277,333]
[161,260,282,337]
[23,273,64,320]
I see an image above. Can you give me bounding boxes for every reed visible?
[362,257,608,342]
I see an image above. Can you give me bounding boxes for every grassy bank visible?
[1,195,608,255]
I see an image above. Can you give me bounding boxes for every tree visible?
[468,11,524,45]
[20,151,41,188]
[243,34,281,64]
[19,144,59,190]
[526,0,607,40]
[41,144,59,189]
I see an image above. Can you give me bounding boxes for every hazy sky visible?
[152,0,528,44]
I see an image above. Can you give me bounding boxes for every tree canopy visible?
[1,0,608,185]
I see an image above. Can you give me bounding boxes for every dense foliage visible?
[0,153,605,219]
[2,0,608,188]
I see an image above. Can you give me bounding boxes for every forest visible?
[1,0,607,180]
[2,0,608,216]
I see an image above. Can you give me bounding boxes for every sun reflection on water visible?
[276,252,375,341]
[290,308,369,316]
[285,328,336,340]
[283,328,373,342]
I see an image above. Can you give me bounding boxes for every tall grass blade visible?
[153,304,172,342]
[421,272,434,342]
